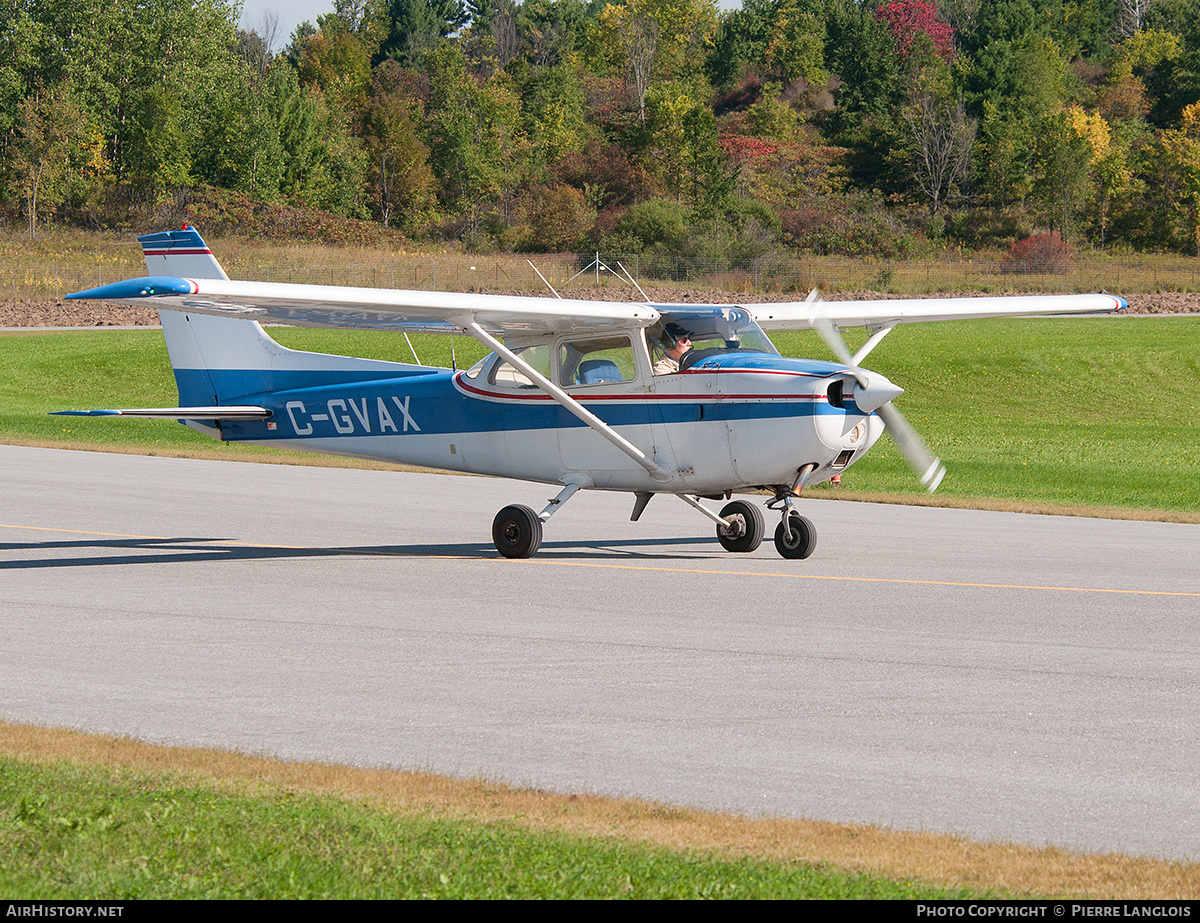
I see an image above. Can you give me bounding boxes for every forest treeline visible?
[4,0,1200,259]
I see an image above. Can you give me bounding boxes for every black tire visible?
[493,504,543,558]
[774,512,816,560]
[716,500,764,553]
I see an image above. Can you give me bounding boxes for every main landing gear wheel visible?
[774,512,816,560]
[716,500,765,553]
[493,504,543,558]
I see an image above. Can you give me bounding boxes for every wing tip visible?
[65,276,195,301]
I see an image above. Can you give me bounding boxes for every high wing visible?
[750,293,1126,329]
[64,276,662,336]
[66,275,1125,336]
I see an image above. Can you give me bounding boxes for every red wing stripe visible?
[455,376,824,402]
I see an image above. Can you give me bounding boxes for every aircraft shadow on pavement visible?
[0,534,720,569]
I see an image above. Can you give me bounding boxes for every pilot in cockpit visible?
[653,322,693,375]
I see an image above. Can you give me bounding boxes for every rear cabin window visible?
[558,336,638,386]
[489,344,551,388]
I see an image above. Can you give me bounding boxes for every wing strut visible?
[851,325,895,365]
[466,322,673,482]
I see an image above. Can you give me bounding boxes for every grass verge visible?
[3,722,1198,899]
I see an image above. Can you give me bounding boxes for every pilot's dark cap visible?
[664,322,692,339]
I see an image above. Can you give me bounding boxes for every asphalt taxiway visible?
[3,444,1198,860]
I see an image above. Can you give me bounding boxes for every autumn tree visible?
[599,0,717,122]
[875,0,955,60]
[601,2,659,122]
[515,61,589,169]
[905,93,976,215]
[362,60,437,228]
[298,24,373,113]
[1151,102,1200,253]
[528,182,597,249]
[10,84,95,238]
[763,0,829,89]
[1063,106,1133,245]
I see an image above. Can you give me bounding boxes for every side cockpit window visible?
[559,336,638,386]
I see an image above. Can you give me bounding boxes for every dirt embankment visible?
[2,291,1196,328]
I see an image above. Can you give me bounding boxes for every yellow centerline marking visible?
[4,522,1198,597]
[2,523,173,541]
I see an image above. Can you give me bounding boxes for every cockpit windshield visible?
[649,307,778,370]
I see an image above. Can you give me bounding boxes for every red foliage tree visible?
[719,136,780,163]
[875,1,955,60]
[999,233,1074,274]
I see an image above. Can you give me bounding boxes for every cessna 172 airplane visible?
[62,227,1125,559]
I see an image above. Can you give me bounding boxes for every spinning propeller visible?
[806,290,946,492]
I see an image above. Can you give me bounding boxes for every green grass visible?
[776,317,1200,511]
[0,757,977,899]
[1,318,1197,513]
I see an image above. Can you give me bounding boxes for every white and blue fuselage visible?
[186,326,883,496]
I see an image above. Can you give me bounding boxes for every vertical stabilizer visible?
[138,227,229,280]
[139,228,423,424]
[142,226,255,411]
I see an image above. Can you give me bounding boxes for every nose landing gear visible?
[764,462,818,559]
[773,509,817,559]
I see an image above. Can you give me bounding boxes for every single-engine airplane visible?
[61,227,1126,559]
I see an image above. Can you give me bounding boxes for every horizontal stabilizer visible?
[52,406,271,420]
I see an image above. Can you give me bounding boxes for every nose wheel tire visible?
[493,504,543,558]
[774,512,816,559]
[716,500,765,553]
